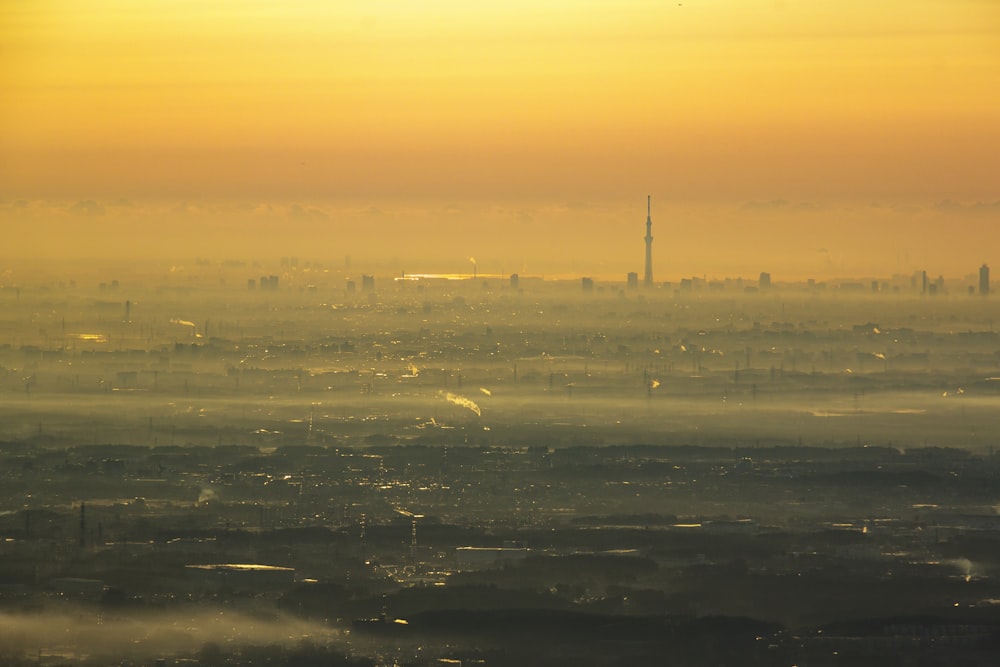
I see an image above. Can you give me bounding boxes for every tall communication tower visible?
[643,195,654,288]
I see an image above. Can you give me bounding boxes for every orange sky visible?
[2,0,999,279]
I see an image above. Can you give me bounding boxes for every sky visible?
[2,0,999,279]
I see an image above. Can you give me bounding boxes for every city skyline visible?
[4,4,1000,664]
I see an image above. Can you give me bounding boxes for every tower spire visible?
[644,195,654,288]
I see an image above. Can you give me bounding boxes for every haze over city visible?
[3,2,1000,666]
[2,0,999,278]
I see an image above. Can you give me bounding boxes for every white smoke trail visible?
[197,487,217,505]
[440,391,481,417]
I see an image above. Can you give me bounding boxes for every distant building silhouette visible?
[581,277,594,292]
[510,274,519,290]
[758,272,771,290]
[643,195,654,287]
[924,275,944,296]
[980,264,990,296]
[346,279,356,293]
[627,272,638,290]
[257,275,278,291]
[362,275,375,291]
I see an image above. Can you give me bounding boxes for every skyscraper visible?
[980,264,990,296]
[643,195,654,287]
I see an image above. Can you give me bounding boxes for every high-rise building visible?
[510,274,519,290]
[759,272,771,290]
[627,272,638,289]
[643,195,654,287]
[980,264,990,296]
[933,275,944,295]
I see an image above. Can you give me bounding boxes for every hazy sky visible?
[2,0,998,278]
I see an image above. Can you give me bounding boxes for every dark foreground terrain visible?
[3,440,1000,666]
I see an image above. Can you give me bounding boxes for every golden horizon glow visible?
[2,0,999,278]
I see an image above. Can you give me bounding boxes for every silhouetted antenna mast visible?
[644,195,654,288]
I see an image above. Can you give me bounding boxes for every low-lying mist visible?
[0,604,337,663]
[1,380,996,450]
[2,260,1000,452]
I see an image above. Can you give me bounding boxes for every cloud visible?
[934,199,963,211]
[251,203,277,216]
[288,203,329,221]
[70,199,105,216]
[169,201,215,216]
[933,199,1000,214]
[739,199,827,213]
[0,199,73,217]
[741,199,789,211]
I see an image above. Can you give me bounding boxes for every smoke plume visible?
[440,391,481,417]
